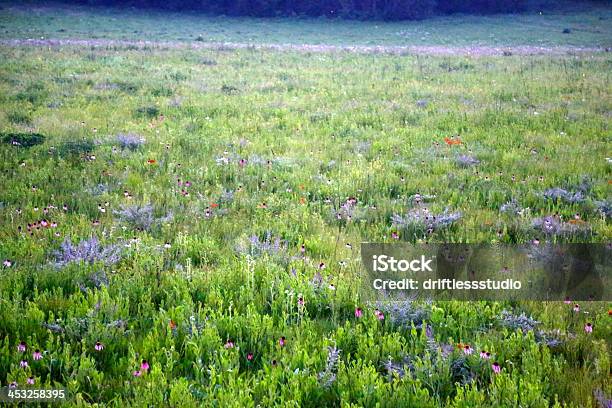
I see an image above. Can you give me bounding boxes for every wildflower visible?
[279,337,286,347]
[140,360,150,371]
[17,341,26,352]
[27,377,35,385]
[297,297,305,307]
[318,262,326,270]
[463,345,473,355]
[584,323,593,333]
[300,244,306,254]
[456,154,479,167]
[492,362,501,374]
[169,320,177,330]
[444,136,462,146]
[328,283,336,291]
[374,309,385,320]
[3,259,12,267]
[147,159,156,164]
[564,297,571,304]
[33,350,42,360]
[480,350,491,359]
[133,370,142,377]
[164,242,171,249]
[246,353,253,361]
[573,304,580,313]
[391,231,399,240]
[94,341,104,351]
[271,359,277,367]
[224,340,235,349]
[20,360,28,368]
[355,308,363,318]
[9,381,18,388]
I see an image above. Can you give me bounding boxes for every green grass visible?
[0,4,611,407]
[0,1,611,47]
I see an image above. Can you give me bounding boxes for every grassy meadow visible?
[1,1,612,47]
[0,2,611,407]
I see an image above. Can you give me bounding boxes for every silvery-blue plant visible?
[593,389,612,408]
[500,199,523,215]
[116,132,145,150]
[114,203,172,231]
[79,270,109,293]
[88,183,111,196]
[499,310,539,332]
[219,189,235,205]
[318,346,341,388]
[408,193,436,205]
[236,232,289,265]
[372,300,430,329]
[332,198,367,225]
[455,154,479,167]
[532,215,587,236]
[354,140,372,155]
[53,237,122,268]
[499,310,562,346]
[595,200,611,218]
[392,207,461,233]
[543,187,585,203]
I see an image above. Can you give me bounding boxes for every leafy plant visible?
[1,132,45,148]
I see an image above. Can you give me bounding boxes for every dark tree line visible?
[74,0,529,20]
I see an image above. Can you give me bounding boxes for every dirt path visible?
[0,38,608,56]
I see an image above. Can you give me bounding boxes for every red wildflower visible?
[444,136,462,146]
